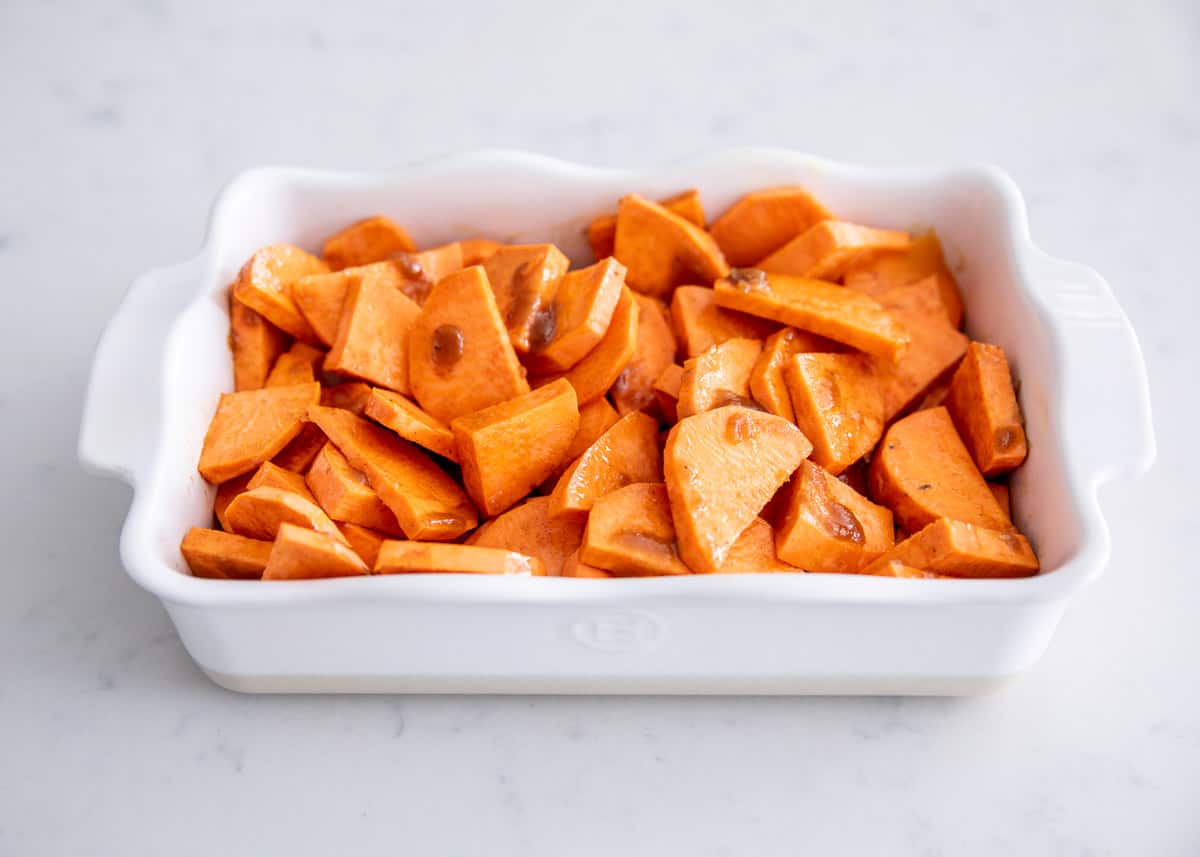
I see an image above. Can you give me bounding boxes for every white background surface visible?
[2,1,1196,854]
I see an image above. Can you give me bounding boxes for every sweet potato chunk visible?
[320,381,373,415]
[843,232,964,329]
[293,261,405,347]
[455,238,502,266]
[652,364,684,423]
[409,266,530,423]
[676,338,763,419]
[989,482,1012,520]
[471,496,585,577]
[708,518,801,573]
[670,285,778,359]
[587,189,706,260]
[561,549,612,578]
[482,244,570,353]
[198,382,320,483]
[714,270,909,362]
[749,327,840,422]
[945,342,1027,476]
[390,243,465,304]
[322,215,415,270]
[580,483,690,576]
[324,274,421,393]
[665,406,812,572]
[181,527,272,580]
[613,193,729,298]
[306,443,404,534]
[364,388,458,462]
[452,378,580,516]
[863,518,1038,578]
[337,522,389,568]
[262,523,369,580]
[709,186,834,267]
[232,244,330,342]
[775,461,894,572]
[784,352,883,475]
[225,486,349,544]
[554,287,639,405]
[247,460,316,503]
[271,422,326,473]
[526,258,626,373]
[758,220,911,280]
[869,407,1009,533]
[230,299,289,391]
[214,472,251,531]
[266,342,324,387]
[550,411,662,519]
[375,541,545,576]
[308,405,477,540]
[609,294,677,416]
[866,560,947,579]
[541,396,620,489]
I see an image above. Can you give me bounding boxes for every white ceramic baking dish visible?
[78,149,1154,694]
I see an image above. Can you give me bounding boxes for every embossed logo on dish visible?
[571,610,666,652]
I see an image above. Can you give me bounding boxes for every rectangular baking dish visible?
[78,149,1155,694]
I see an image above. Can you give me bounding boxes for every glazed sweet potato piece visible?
[652,364,684,423]
[613,193,729,298]
[708,186,833,267]
[989,482,1012,520]
[409,266,530,423]
[554,287,639,405]
[482,244,570,353]
[320,381,373,414]
[225,486,349,545]
[540,396,621,489]
[364,388,458,462]
[247,460,316,503]
[869,406,1009,533]
[455,238,502,267]
[198,382,320,483]
[550,411,662,520]
[214,472,251,531]
[784,352,883,475]
[866,560,947,579]
[293,261,405,347]
[526,258,626,373]
[665,406,812,573]
[706,518,801,573]
[775,461,894,572]
[390,243,465,304]
[181,527,272,580]
[324,274,421,393]
[669,285,778,359]
[471,496,585,577]
[375,541,545,576]
[862,518,1038,578]
[758,220,911,280]
[580,483,690,576]
[337,522,389,568]
[308,405,477,540]
[749,327,840,422]
[714,270,909,362]
[306,443,405,534]
[262,523,370,580]
[322,215,415,270]
[271,422,326,473]
[609,294,677,416]
[843,232,964,329]
[944,342,1027,476]
[676,337,763,419]
[587,189,706,260]
[230,299,289,391]
[266,342,324,387]
[561,548,613,578]
[232,244,330,342]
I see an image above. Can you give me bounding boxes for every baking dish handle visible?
[79,256,204,485]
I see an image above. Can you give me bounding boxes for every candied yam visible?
[324,273,421,393]
[306,443,405,535]
[613,193,729,298]
[609,294,677,417]
[561,549,613,578]
[337,522,389,568]
[709,186,834,267]
[266,342,324,387]
[365,388,458,462]
[322,215,415,270]
[670,285,779,359]
[271,422,326,473]
[707,518,801,574]
[866,560,948,579]
[471,496,585,577]
[758,220,911,279]
[843,232,964,328]
[308,405,477,540]
[869,407,1009,533]
[526,258,626,373]
[320,381,373,414]
[863,518,1038,579]
[749,327,841,422]
[456,238,502,266]
[549,411,662,519]
[540,396,621,489]
[293,261,405,347]
[409,266,530,423]
[451,378,580,516]
[652,364,684,424]
[197,382,320,483]
[214,472,251,531]
[587,190,706,260]
[232,244,329,342]
[482,244,570,353]
[389,243,465,304]
[225,486,349,545]
[553,287,639,405]
[676,337,763,419]
[775,461,894,573]
[989,482,1012,520]
[944,342,1028,476]
[580,483,690,576]
[247,460,316,503]
[664,406,812,573]
[262,523,369,580]
[784,352,883,475]
[180,527,272,580]
[375,541,544,576]
[230,298,289,392]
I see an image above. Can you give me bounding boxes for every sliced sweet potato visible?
[869,406,1009,533]
[375,541,545,576]
[561,548,612,578]
[714,270,909,362]
[652,364,684,423]
[262,522,370,580]
[306,442,404,534]
[364,388,458,462]
[181,527,272,580]
[471,496,585,577]
[784,352,883,475]
[709,186,834,267]
[386,243,464,304]
[451,378,580,516]
[775,461,894,572]
[613,193,729,298]
[670,285,779,359]
[214,472,251,531]
[481,244,570,353]
[676,338,763,419]
[553,287,639,405]
[749,327,840,422]
[266,342,324,387]
[232,244,329,342]
[293,261,404,347]
[230,298,289,391]
[549,411,662,519]
[308,405,477,540]
[862,518,1038,578]
[337,522,389,568]
[609,294,677,417]
[707,518,801,573]
[456,238,502,266]
[247,460,316,503]
[580,483,690,576]
[843,231,964,329]
[322,215,415,270]
[225,485,349,544]
[526,258,626,373]
[758,220,911,279]
[989,482,1012,520]
[540,396,621,489]
[271,422,326,473]
[587,189,706,260]
[324,273,421,393]
[944,341,1027,476]
[320,381,373,415]
[409,266,530,423]
[198,382,320,483]
[664,406,812,573]
[866,560,948,579]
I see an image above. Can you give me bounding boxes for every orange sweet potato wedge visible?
[308,405,477,540]
[181,527,272,580]
[749,327,841,422]
[989,482,1012,520]
[232,244,330,342]
[247,460,317,503]
[866,560,948,579]
[561,548,613,578]
[482,244,570,353]
[550,411,662,519]
[774,461,894,572]
[670,285,779,359]
[580,483,690,576]
[862,518,1038,578]
[540,396,620,489]
[225,485,350,544]
[758,220,911,279]
[364,388,458,462]
[613,193,729,298]
[455,238,502,267]
[587,189,706,260]
[676,337,763,419]
[451,378,580,516]
[324,273,421,393]
[337,522,389,568]
[665,406,812,572]
[652,364,684,423]
[944,342,1027,476]
[375,541,545,576]
[552,286,639,405]
[525,258,626,373]
[322,215,416,270]
[230,298,289,391]
[214,472,251,531]
[784,352,883,475]
[198,382,320,483]
[706,518,801,574]
[262,522,370,580]
[609,294,677,417]
[293,261,405,347]
[320,381,372,414]
[306,442,405,535]
[714,269,909,362]
[843,231,964,329]
[709,186,834,267]
[409,266,530,423]
[869,406,1009,533]
[271,422,327,473]
[471,496,585,577]
[266,342,324,387]
[389,243,466,304]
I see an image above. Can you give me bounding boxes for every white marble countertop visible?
[3,0,1196,853]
